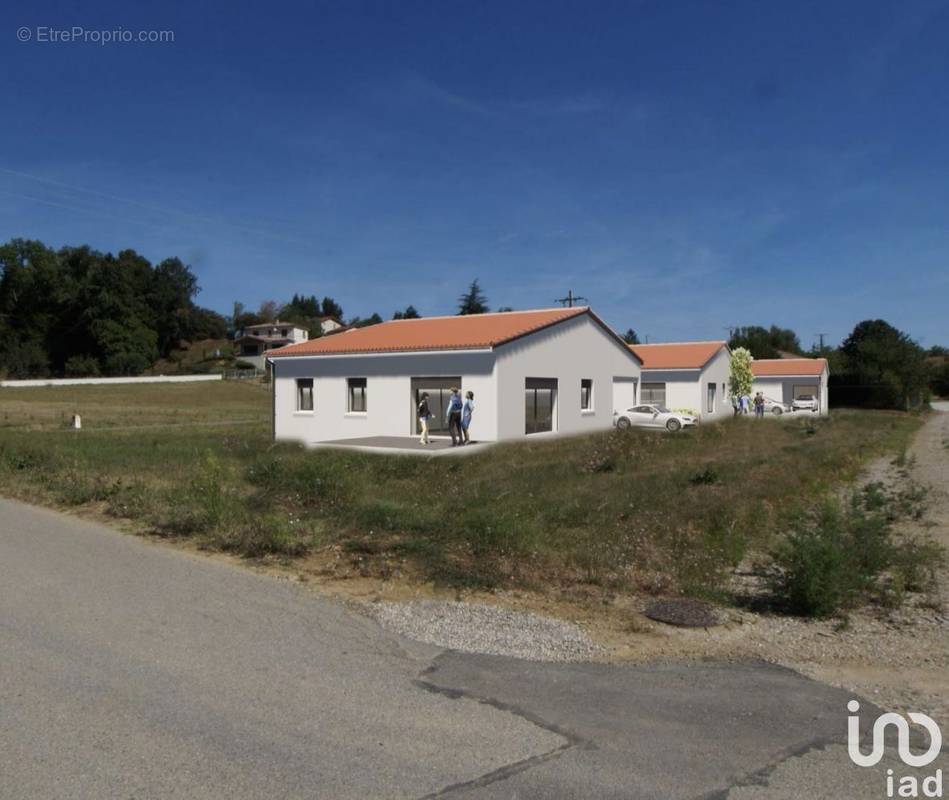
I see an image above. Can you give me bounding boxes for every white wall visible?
[0,374,223,388]
[494,314,641,439]
[700,347,732,420]
[273,351,497,444]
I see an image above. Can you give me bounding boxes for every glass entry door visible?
[525,378,557,434]
[411,377,461,435]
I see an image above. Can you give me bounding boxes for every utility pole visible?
[815,332,827,351]
[723,325,736,339]
[555,289,588,308]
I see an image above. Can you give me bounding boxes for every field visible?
[0,381,924,604]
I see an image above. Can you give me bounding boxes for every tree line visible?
[0,238,227,378]
[724,322,938,410]
[0,239,943,405]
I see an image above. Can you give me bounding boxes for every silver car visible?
[761,397,792,415]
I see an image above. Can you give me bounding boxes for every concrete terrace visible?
[311,436,493,456]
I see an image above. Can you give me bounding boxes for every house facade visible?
[268,307,642,444]
[628,341,732,420]
[235,322,309,370]
[317,316,346,335]
[752,358,830,414]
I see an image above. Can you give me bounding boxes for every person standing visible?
[740,393,751,415]
[731,395,740,417]
[446,387,464,446]
[417,392,433,444]
[461,390,475,444]
[754,392,765,418]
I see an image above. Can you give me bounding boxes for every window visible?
[580,379,593,411]
[296,379,313,412]
[640,382,666,406]
[707,382,716,414]
[348,378,367,412]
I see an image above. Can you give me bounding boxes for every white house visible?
[317,316,346,335]
[752,358,830,415]
[235,322,309,370]
[268,307,642,444]
[628,341,732,420]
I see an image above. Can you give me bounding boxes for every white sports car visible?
[792,394,819,412]
[614,404,697,432]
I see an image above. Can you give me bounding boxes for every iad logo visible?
[848,700,943,797]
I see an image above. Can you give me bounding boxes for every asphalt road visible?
[1,498,943,799]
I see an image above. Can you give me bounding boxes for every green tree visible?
[729,347,754,399]
[623,328,640,345]
[457,279,489,315]
[151,256,200,355]
[393,305,420,320]
[350,313,383,328]
[321,297,344,320]
[729,325,802,359]
[838,320,929,409]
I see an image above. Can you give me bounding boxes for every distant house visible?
[267,307,642,444]
[235,322,309,371]
[317,316,346,335]
[628,341,732,420]
[752,358,830,414]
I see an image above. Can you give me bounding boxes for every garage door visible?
[792,384,818,399]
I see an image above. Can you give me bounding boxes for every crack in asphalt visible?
[696,736,840,800]
[412,663,589,798]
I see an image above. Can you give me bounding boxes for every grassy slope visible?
[0,382,922,599]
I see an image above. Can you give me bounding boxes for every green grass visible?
[0,382,925,601]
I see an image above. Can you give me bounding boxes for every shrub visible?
[224,513,312,558]
[768,484,943,617]
[64,355,101,377]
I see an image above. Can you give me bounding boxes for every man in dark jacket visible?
[446,387,463,446]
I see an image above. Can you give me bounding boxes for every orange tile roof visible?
[751,358,828,377]
[268,307,596,357]
[629,341,727,370]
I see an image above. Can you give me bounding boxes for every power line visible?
[555,289,588,308]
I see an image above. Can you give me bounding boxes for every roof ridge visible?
[631,340,726,347]
[381,306,587,324]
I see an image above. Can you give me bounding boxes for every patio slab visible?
[312,436,491,456]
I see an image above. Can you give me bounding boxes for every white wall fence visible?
[0,374,224,388]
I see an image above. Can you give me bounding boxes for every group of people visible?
[417,387,475,446]
[732,391,767,418]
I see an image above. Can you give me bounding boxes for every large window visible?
[348,378,367,412]
[640,382,666,406]
[296,378,314,412]
[580,378,593,411]
[707,382,716,414]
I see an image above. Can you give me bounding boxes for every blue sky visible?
[2,0,947,347]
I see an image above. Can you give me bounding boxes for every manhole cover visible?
[643,599,720,628]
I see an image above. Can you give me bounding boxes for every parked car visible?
[614,404,697,432]
[761,397,791,415]
[792,394,819,412]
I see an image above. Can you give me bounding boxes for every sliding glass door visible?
[410,377,461,435]
[525,378,557,435]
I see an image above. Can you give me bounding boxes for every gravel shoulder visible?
[349,408,949,720]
